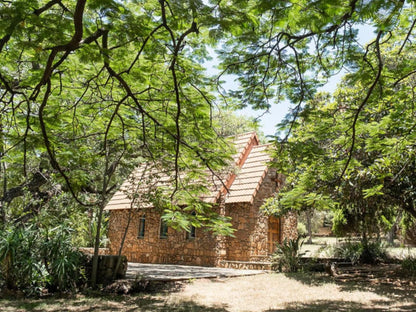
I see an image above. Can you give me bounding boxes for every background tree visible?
[265,25,416,240]
[219,1,416,178]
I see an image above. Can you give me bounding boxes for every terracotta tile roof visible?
[104,132,273,210]
[104,164,163,210]
[225,144,272,204]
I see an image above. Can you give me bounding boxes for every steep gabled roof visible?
[225,143,272,204]
[104,132,273,210]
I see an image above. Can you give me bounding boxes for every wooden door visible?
[268,216,280,254]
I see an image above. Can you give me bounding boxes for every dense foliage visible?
[332,240,387,264]
[0,0,238,287]
[265,23,416,238]
[220,1,416,240]
[0,223,86,295]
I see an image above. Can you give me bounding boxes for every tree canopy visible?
[265,23,416,236]
[0,0,238,287]
[1,0,415,218]
[0,0,237,223]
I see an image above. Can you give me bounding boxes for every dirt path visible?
[2,272,416,311]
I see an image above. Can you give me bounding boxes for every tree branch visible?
[338,31,384,181]
[38,80,92,206]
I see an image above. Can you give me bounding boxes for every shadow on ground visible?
[266,299,416,312]
[1,295,228,312]
[1,282,228,312]
[284,266,416,303]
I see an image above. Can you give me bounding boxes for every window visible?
[137,214,146,238]
[186,211,196,239]
[186,224,196,239]
[160,219,168,239]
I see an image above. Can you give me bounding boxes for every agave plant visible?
[272,236,305,273]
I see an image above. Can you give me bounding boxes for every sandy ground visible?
[2,272,416,311]
[163,273,416,311]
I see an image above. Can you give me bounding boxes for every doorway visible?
[268,216,280,254]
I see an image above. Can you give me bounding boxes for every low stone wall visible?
[219,260,272,270]
[84,254,128,285]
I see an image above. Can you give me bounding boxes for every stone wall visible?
[226,202,258,261]
[83,254,127,285]
[108,209,218,266]
[251,168,279,259]
[281,210,298,242]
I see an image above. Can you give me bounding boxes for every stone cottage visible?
[105,132,297,267]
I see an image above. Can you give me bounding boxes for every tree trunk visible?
[0,116,6,225]
[90,201,105,288]
[306,209,313,244]
[387,211,402,246]
[112,206,134,281]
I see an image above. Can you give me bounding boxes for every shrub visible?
[333,239,387,264]
[333,240,363,264]
[0,225,45,293]
[360,240,388,264]
[0,223,85,296]
[272,236,305,272]
[401,256,416,278]
[41,226,86,292]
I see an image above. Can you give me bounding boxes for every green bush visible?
[272,236,305,272]
[401,256,416,278]
[361,240,388,264]
[333,239,387,264]
[0,225,45,293]
[333,240,362,264]
[41,226,86,291]
[0,223,85,296]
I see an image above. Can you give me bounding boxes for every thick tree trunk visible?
[0,171,48,204]
[0,116,4,224]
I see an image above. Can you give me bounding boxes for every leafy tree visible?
[219,1,416,187]
[266,25,416,239]
[0,0,235,287]
[212,107,261,137]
